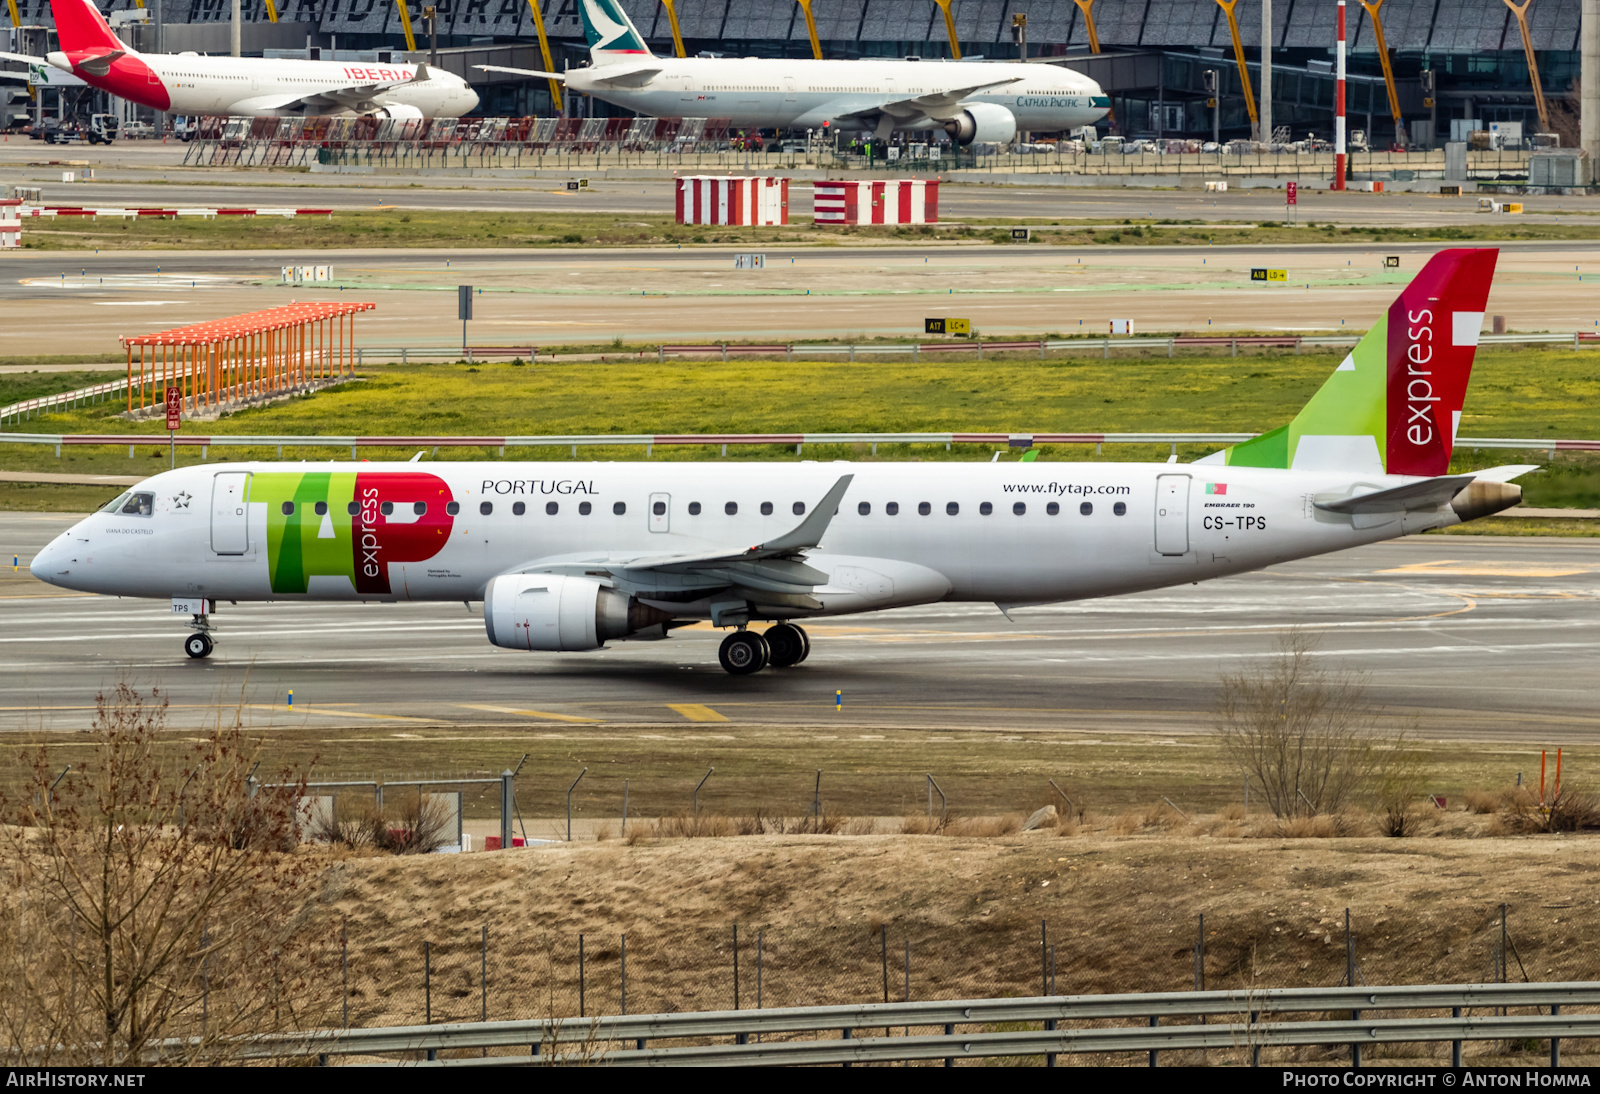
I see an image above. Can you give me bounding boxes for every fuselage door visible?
[649,492,671,533]
[1154,474,1190,556]
[783,75,796,104]
[210,471,251,554]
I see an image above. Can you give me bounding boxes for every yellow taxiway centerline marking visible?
[458,704,601,724]
[668,703,729,722]
[244,705,433,722]
[1377,560,1597,578]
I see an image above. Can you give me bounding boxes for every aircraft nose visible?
[463,86,480,112]
[29,535,67,585]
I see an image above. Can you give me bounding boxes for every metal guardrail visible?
[215,983,1600,1067]
[0,430,1595,459]
[1,377,132,424]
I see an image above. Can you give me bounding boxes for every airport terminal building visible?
[5,0,1586,144]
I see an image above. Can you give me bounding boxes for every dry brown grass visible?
[1494,786,1600,835]
[1272,814,1361,839]
[1464,790,1505,815]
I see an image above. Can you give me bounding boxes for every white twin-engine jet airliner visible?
[0,0,477,119]
[477,0,1108,144]
[32,249,1530,675]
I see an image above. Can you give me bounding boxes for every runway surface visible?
[4,512,1597,739]
[5,240,1598,353]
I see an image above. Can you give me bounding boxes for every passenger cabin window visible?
[616,501,629,515]
[652,501,666,516]
[579,502,592,515]
[347,501,359,516]
[1013,502,1026,515]
[792,501,806,515]
[725,501,738,515]
[945,502,959,516]
[979,502,992,516]
[447,501,461,515]
[414,502,427,516]
[512,501,525,516]
[314,501,328,516]
[380,501,394,516]
[281,501,295,516]
[1080,502,1093,516]
[886,502,899,516]
[760,501,773,515]
[119,492,155,516]
[858,501,871,515]
[1114,501,1127,516]
[688,501,702,515]
[917,501,931,515]
[480,501,493,515]
[1047,502,1060,516]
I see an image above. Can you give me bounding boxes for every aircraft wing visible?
[498,474,853,605]
[831,76,1024,123]
[475,64,567,82]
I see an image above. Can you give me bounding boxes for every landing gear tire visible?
[719,630,770,675]
[765,623,809,668]
[184,632,214,659]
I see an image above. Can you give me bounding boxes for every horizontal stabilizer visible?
[1314,475,1477,514]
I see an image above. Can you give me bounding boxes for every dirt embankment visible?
[310,829,1600,1044]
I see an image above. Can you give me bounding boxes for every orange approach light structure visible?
[122,302,375,418]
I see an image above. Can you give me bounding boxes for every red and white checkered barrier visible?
[675,176,790,225]
[0,199,20,249]
[812,180,939,225]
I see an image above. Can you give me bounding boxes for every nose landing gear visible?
[717,624,810,674]
[183,612,215,659]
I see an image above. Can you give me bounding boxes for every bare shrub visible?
[0,683,332,1066]
[1215,630,1418,819]
[1377,750,1428,838]
[1056,817,1080,837]
[1496,786,1600,834]
[1108,813,1141,836]
[1219,803,1247,821]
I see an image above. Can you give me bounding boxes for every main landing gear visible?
[718,624,811,675]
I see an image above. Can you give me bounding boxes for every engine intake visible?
[483,574,673,652]
[944,102,1018,146]
[373,102,425,120]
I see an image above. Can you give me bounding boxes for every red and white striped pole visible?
[1334,0,1347,191]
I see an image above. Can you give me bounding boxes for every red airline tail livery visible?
[1,0,478,119]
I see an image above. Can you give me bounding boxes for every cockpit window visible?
[99,492,131,514]
[119,492,155,517]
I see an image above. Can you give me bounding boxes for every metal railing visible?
[212,982,1600,1067]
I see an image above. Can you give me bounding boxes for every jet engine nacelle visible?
[483,573,673,651]
[944,102,1018,146]
[372,102,425,120]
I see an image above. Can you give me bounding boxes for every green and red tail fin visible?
[1202,248,1498,476]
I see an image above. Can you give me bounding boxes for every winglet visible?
[748,474,853,555]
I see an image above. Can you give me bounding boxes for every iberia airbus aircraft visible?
[32,250,1531,675]
[0,0,478,119]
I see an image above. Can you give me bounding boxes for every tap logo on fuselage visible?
[260,470,455,595]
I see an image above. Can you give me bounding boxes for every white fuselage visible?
[566,57,1107,133]
[32,461,1453,616]
[52,50,479,118]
